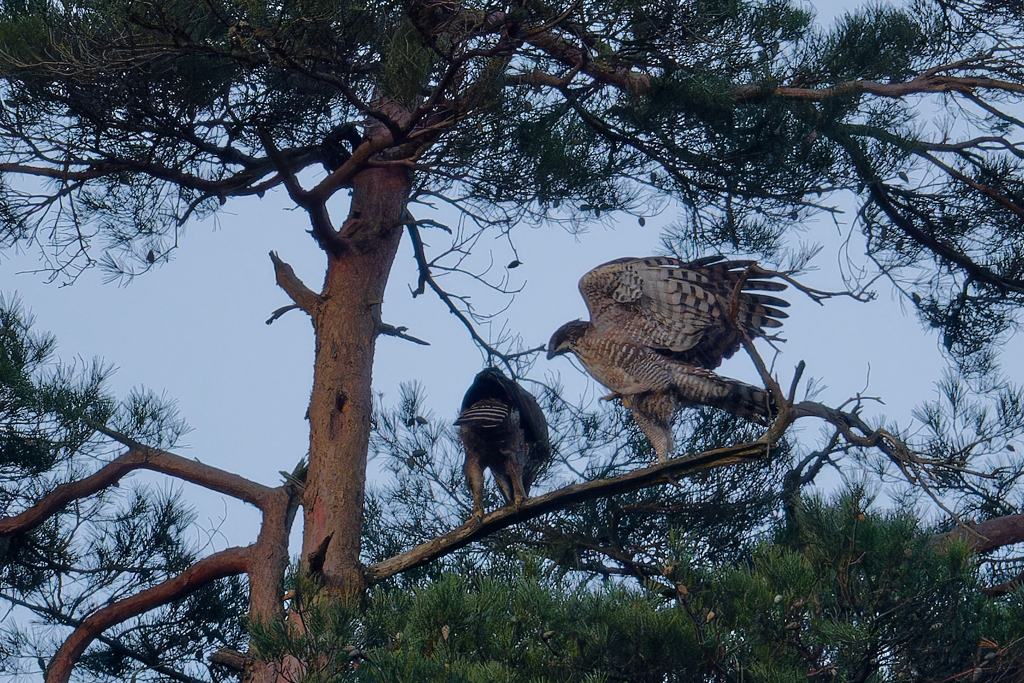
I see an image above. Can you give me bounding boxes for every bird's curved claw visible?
[600,392,631,408]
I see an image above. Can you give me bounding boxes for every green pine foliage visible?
[254,569,704,683]
[0,297,248,681]
[252,489,1024,682]
[0,0,1022,372]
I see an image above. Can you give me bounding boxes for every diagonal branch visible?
[941,512,1024,554]
[1,439,273,538]
[363,440,770,583]
[834,131,1024,296]
[45,546,252,683]
[404,221,538,373]
[269,251,322,315]
[90,422,275,505]
[915,149,1024,218]
[0,593,208,683]
[522,25,651,95]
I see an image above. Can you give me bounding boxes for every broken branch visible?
[269,251,322,314]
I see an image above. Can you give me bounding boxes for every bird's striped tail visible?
[671,367,774,425]
[454,399,511,428]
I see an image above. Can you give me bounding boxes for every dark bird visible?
[455,368,551,519]
[320,123,365,173]
[547,256,789,461]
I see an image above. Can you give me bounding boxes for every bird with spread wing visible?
[547,256,789,461]
[456,368,552,519]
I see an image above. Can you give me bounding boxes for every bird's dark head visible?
[547,320,588,359]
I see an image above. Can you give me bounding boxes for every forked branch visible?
[34,447,304,683]
[404,220,543,373]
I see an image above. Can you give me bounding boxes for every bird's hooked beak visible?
[546,342,568,360]
[546,320,587,359]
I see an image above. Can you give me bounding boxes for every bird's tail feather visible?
[670,367,774,424]
[455,401,510,428]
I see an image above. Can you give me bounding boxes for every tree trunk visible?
[300,162,412,595]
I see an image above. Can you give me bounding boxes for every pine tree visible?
[2,0,1024,681]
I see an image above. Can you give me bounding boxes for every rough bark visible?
[941,512,1024,555]
[300,162,412,595]
[249,487,302,623]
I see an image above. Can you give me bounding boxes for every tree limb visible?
[46,546,252,683]
[248,481,303,624]
[374,317,431,346]
[209,649,247,672]
[269,251,322,315]
[522,24,651,95]
[734,73,1024,102]
[0,442,273,537]
[834,131,1024,296]
[982,571,1024,597]
[363,440,770,583]
[941,512,1024,554]
[266,304,301,325]
[257,130,347,256]
[0,593,209,683]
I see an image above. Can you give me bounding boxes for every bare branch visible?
[257,131,346,256]
[269,251,322,315]
[209,649,247,672]
[0,451,147,537]
[406,221,431,297]
[403,219,540,372]
[0,594,208,683]
[375,320,431,346]
[46,546,252,683]
[915,149,1024,218]
[788,361,806,404]
[0,442,273,538]
[91,422,275,503]
[266,304,302,325]
[735,71,1024,102]
[749,264,879,305]
[364,440,770,583]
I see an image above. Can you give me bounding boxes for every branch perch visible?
[364,440,770,583]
